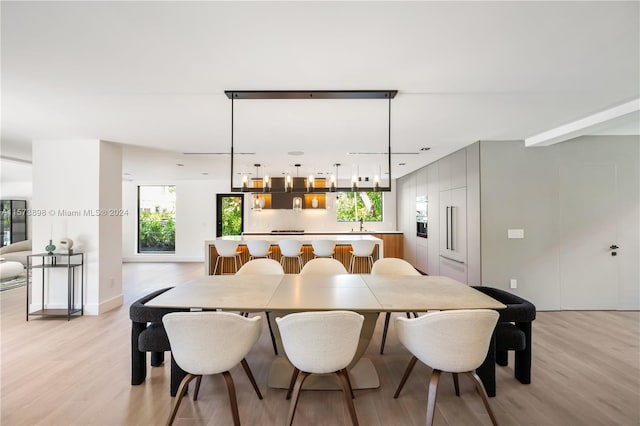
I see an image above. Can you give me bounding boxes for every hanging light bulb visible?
[285,174,292,192]
[307,174,314,192]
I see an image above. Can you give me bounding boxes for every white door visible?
[559,162,619,309]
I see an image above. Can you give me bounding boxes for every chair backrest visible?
[129,287,186,323]
[237,259,285,275]
[471,286,536,322]
[278,240,303,257]
[215,240,240,257]
[371,258,421,276]
[163,312,261,375]
[276,311,364,374]
[311,240,336,257]
[395,309,499,373]
[246,239,271,257]
[350,240,376,256]
[300,258,348,275]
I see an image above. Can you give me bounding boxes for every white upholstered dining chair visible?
[371,258,421,354]
[162,312,263,426]
[311,240,336,258]
[300,258,348,275]
[393,309,500,426]
[276,311,364,426]
[236,258,284,355]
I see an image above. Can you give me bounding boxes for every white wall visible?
[122,179,397,262]
[32,139,123,315]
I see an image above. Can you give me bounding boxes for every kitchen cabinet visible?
[438,148,466,191]
[396,174,416,266]
[416,234,428,273]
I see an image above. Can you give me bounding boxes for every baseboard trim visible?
[84,294,123,315]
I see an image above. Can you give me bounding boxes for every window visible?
[216,194,244,237]
[336,192,383,222]
[138,185,176,253]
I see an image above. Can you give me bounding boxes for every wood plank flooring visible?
[1,262,638,425]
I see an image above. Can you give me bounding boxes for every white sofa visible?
[0,240,31,266]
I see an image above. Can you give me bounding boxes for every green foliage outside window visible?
[221,196,243,236]
[336,192,383,222]
[139,210,175,251]
[138,185,176,253]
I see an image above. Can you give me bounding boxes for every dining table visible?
[145,273,505,396]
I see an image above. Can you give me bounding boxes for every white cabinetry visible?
[397,174,416,266]
[438,148,469,283]
[438,148,467,191]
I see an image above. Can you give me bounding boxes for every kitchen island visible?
[204,233,394,274]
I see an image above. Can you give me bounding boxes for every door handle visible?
[445,206,450,250]
[450,206,454,251]
[609,245,619,250]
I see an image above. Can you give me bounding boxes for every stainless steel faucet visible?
[359,217,364,232]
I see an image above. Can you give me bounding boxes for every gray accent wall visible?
[479,136,639,310]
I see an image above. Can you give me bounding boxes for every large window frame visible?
[137,185,176,253]
[336,191,383,222]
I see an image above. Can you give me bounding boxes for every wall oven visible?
[416,195,428,238]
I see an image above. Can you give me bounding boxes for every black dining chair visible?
[472,286,536,384]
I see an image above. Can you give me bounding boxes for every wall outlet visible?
[510,279,517,289]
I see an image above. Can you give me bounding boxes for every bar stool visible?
[213,240,242,274]
[278,240,304,273]
[247,239,272,260]
[349,240,376,273]
[311,240,336,258]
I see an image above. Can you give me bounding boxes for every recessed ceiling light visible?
[398,163,406,166]
[202,172,208,175]
[420,147,431,151]
[176,163,184,167]
[288,151,304,156]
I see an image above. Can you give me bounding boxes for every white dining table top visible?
[145,274,506,312]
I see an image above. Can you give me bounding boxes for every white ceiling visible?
[1,1,638,182]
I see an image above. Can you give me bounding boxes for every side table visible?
[26,252,84,321]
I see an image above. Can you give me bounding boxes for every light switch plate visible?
[510,279,517,289]
[508,229,525,239]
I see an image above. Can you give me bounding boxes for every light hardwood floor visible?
[1,262,638,425]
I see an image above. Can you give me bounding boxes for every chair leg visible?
[341,368,355,399]
[222,371,241,426]
[213,257,221,275]
[426,370,441,426]
[349,255,355,273]
[240,358,263,400]
[496,350,508,366]
[166,373,197,426]
[287,371,310,426]
[466,371,499,426]
[452,373,460,396]
[265,311,278,355]
[380,312,391,354]
[286,367,300,400]
[336,370,359,426]
[193,375,202,400]
[393,356,418,398]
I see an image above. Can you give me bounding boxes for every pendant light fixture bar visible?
[225,90,397,100]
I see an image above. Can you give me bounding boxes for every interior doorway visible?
[216,194,244,237]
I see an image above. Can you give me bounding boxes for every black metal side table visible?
[26,252,84,321]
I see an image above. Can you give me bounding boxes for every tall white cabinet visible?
[397,144,480,284]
